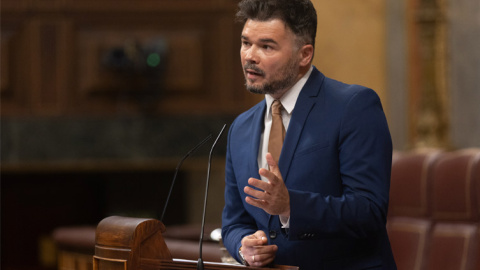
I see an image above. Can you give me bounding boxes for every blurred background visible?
[1,0,479,269]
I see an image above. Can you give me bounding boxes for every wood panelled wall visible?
[312,0,388,109]
[1,0,261,117]
[1,2,251,269]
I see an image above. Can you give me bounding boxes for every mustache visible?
[243,63,265,76]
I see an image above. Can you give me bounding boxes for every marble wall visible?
[448,0,480,148]
[386,0,480,149]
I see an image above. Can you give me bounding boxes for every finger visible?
[244,234,259,241]
[262,255,275,266]
[247,177,270,192]
[244,185,268,199]
[253,243,277,254]
[250,253,275,267]
[259,153,283,185]
[241,236,267,258]
[245,195,267,210]
[265,152,281,175]
[249,254,264,267]
[242,239,264,248]
[253,231,268,243]
[258,168,277,185]
[251,245,278,266]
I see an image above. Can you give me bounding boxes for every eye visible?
[241,40,251,47]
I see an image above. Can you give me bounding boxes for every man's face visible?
[240,19,302,98]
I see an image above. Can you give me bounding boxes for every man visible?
[221,0,397,269]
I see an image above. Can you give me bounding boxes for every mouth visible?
[245,69,262,79]
[244,65,265,80]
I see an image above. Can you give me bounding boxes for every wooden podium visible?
[94,216,298,270]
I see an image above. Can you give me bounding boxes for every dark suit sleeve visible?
[221,121,258,262]
[288,87,392,240]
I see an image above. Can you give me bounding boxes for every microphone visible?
[197,124,227,270]
[159,134,213,223]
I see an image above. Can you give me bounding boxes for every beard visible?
[243,57,299,96]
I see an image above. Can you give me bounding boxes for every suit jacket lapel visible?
[250,101,272,223]
[249,100,266,179]
[279,67,325,183]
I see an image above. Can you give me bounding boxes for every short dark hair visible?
[236,0,317,48]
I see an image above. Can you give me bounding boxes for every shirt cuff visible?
[280,215,290,228]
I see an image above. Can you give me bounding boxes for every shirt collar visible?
[265,66,313,115]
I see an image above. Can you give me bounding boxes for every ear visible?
[298,44,314,67]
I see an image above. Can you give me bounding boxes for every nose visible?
[243,46,258,64]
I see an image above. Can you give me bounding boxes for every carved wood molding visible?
[407,0,450,149]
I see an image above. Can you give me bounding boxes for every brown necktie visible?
[268,100,286,163]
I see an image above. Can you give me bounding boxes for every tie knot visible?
[272,100,283,115]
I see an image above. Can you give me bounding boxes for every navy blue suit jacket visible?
[221,67,396,269]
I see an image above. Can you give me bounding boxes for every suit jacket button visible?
[269,230,277,239]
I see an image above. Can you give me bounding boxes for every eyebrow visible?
[241,35,279,45]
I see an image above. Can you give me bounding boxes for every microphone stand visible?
[159,134,212,223]
[197,124,227,270]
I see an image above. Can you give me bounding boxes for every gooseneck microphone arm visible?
[159,134,213,223]
[197,124,227,270]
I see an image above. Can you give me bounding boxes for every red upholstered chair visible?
[431,149,480,222]
[425,223,478,270]
[426,149,480,270]
[386,217,431,270]
[391,150,402,165]
[388,150,443,218]
[387,150,443,270]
